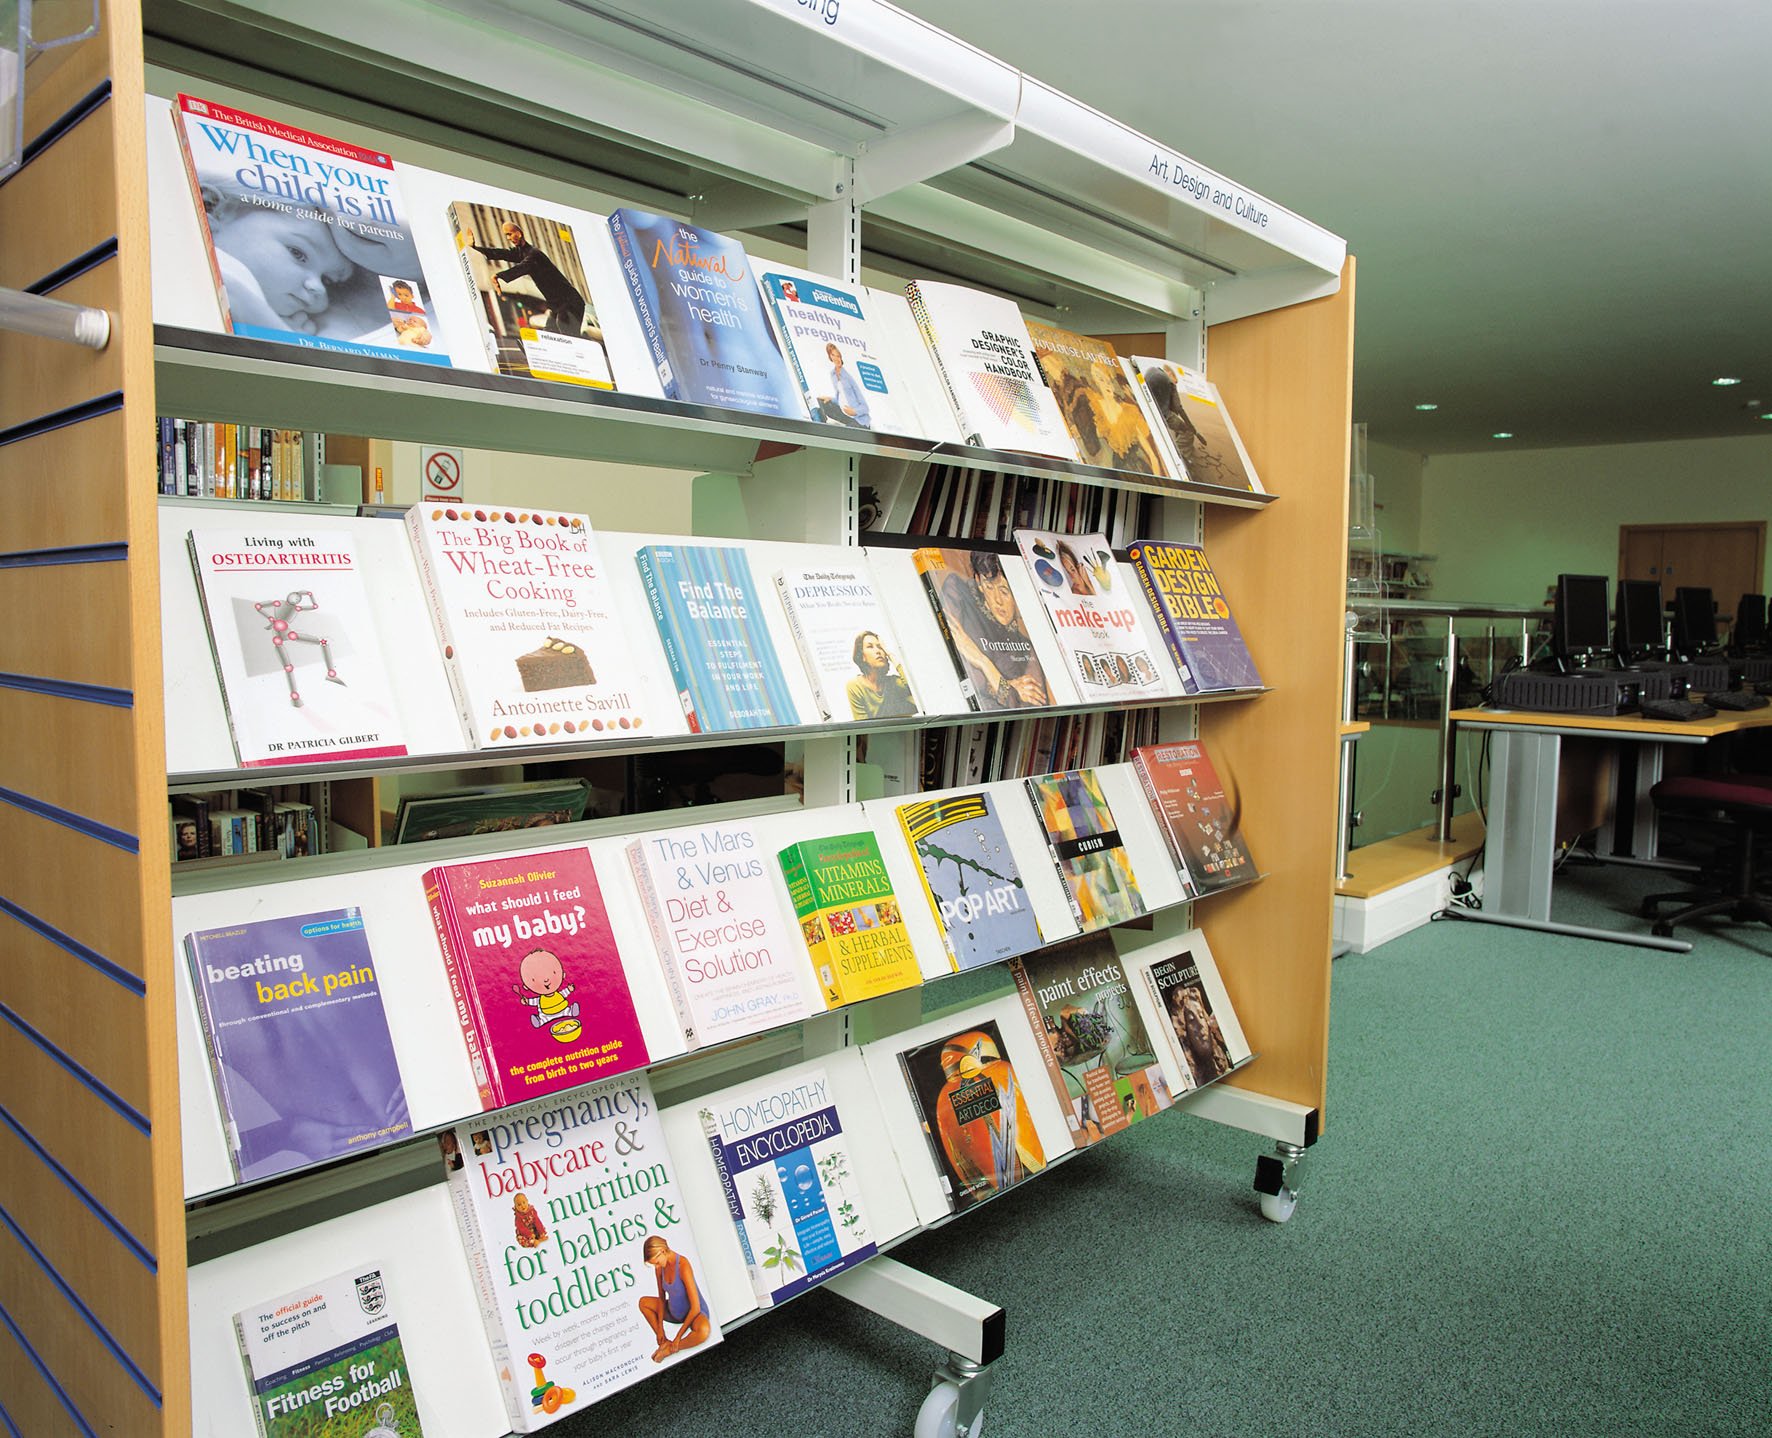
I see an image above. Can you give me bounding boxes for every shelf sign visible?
[1144,150,1269,231]
[421,445,463,502]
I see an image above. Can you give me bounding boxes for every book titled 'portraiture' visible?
[635,543,801,733]
[186,908,410,1184]
[896,791,1042,972]
[626,817,814,1049]
[443,1075,721,1431]
[1126,539,1263,693]
[188,528,409,767]
[914,546,1051,712]
[173,95,449,366]
[405,505,649,748]
[1014,529,1168,703]
[778,832,921,1007]
[775,564,921,723]
[1025,769,1147,930]
[896,1020,1046,1214]
[605,208,802,416]
[1131,741,1257,893]
[233,1265,424,1438]
[698,1064,877,1306]
[1010,932,1173,1147]
[422,847,648,1110]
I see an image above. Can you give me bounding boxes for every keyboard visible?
[1638,698,1717,722]
[1704,688,1770,712]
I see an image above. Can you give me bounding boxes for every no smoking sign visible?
[420,446,464,501]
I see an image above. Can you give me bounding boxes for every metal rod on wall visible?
[0,287,111,348]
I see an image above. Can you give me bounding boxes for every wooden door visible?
[1619,522,1766,617]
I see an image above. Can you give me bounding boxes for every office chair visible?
[1640,773,1772,937]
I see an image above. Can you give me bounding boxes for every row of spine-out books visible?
[170,785,320,863]
[173,502,1261,772]
[153,92,1262,493]
[212,915,1248,1435]
[878,462,1161,549]
[156,416,315,501]
[913,705,1166,793]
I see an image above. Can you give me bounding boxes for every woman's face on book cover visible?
[978,570,1017,626]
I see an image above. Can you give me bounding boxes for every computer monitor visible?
[1552,573,1611,665]
[1733,593,1768,652]
[1614,579,1665,660]
[1671,586,1718,657]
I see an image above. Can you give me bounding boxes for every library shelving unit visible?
[0,1,1353,1433]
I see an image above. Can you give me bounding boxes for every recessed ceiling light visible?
[1414,403,1438,411]
[1761,412,1772,421]
[1492,431,1514,440]
[1713,376,1743,386]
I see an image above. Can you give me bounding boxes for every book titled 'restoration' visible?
[422,847,648,1110]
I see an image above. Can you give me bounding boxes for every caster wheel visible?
[1259,1187,1298,1224]
[914,1381,983,1438]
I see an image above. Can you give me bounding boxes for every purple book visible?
[185,907,411,1184]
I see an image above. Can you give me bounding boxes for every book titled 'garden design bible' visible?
[185,908,410,1184]
[442,1075,721,1431]
[422,847,648,1110]
[1126,539,1263,693]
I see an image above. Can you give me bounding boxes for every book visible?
[171,94,449,367]
[233,1265,424,1437]
[895,791,1042,971]
[626,817,814,1048]
[697,1063,877,1306]
[405,505,650,748]
[913,546,1052,711]
[1024,321,1169,476]
[902,279,1077,458]
[895,1019,1046,1213]
[775,563,921,723]
[1013,529,1169,703]
[187,528,409,767]
[1024,768,1147,929]
[1009,932,1173,1147]
[1137,932,1251,1091]
[442,1075,720,1430]
[757,260,912,433]
[184,908,410,1183]
[777,831,921,1007]
[1131,741,1258,893]
[392,778,593,844]
[421,847,648,1110]
[1125,539,1263,693]
[1124,355,1262,492]
[605,208,802,416]
[634,543,801,732]
[449,199,617,387]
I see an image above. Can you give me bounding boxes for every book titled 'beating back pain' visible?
[605,208,802,416]
[173,95,450,366]
[186,907,410,1184]
[188,528,409,767]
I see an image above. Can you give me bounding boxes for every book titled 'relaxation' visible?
[777,832,921,1007]
[422,847,648,1110]
[1126,539,1263,693]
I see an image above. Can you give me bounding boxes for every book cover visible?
[757,261,912,433]
[895,1019,1046,1214]
[421,847,648,1110]
[697,1064,877,1306]
[449,199,616,387]
[184,908,409,1184]
[902,279,1077,458]
[895,791,1042,972]
[1024,769,1147,929]
[1009,932,1173,1147]
[188,528,409,767]
[777,831,921,1007]
[1126,539,1263,693]
[1013,529,1169,702]
[1024,321,1169,476]
[634,543,801,732]
[1130,741,1258,893]
[775,564,921,723]
[233,1265,424,1437]
[172,95,450,367]
[405,505,650,748]
[1143,944,1247,1091]
[605,207,802,415]
[393,778,592,844]
[913,546,1052,711]
[1125,355,1262,493]
[626,817,814,1048]
[442,1075,720,1430]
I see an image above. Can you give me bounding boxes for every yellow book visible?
[778,831,921,1006]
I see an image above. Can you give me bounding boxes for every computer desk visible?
[1444,705,1772,952]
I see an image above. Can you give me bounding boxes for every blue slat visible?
[0,1300,100,1438]
[0,672,132,709]
[0,544,127,569]
[0,391,124,448]
[0,1002,150,1136]
[0,1105,155,1271]
[0,894,144,995]
[25,238,118,297]
[4,80,111,183]
[0,785,137,853]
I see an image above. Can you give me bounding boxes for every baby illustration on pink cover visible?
[512,946,582,1042]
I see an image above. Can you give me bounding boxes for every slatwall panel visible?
[0,2,187,1433]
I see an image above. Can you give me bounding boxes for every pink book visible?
[422,846,648,1110]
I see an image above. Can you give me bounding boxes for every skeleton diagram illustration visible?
[254,590,345,707]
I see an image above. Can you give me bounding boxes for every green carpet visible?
[564,862,1772,1437]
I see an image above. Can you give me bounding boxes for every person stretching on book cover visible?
[846,630,915,720]
[638,1235,710,1361]
[463,221,588,336]
[512,947,581,1041]
[817,342,872,427]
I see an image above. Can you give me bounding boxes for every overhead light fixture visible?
[1713,376,1743,386]
[1414,403,1438,411]
[1761,413,1772,421]
[1492,431,1514,440]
